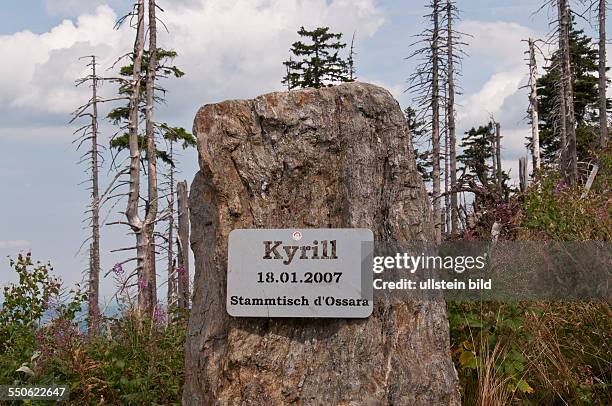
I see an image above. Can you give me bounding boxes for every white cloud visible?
[455,20,544,163]
[0,0,384,130]
[0,5,127,114]
[458,67,527,125]
[0,240,30,249]
[458,20,535,72]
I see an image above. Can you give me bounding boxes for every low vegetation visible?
[0,253,186,405]
[448,150,611,405]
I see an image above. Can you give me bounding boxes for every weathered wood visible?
[184,82,459,405]
[142,0,159,313]
[519,156,528,192]
[528,38,541,172]
[432,0,442,242]
[176,180,190,310]
[125,0,147,313]
[581,164,599,199]
[495,122,502,189]
[447,0,459,234]
[558,0,578,183]
[599,0,608,149]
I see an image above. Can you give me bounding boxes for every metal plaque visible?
[227,228,373,318]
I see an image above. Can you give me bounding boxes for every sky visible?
[0,0,608,302]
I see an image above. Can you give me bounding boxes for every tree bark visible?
[166,140,177,308]
[444,98,450,235]
[142,0,159,313]
[495,122,502,190]
[559,0,578,183]
[183,82,459,405]
[176,180,190,310]
[167,140,176,308]
[126,0,147,314]
[88,56,101,334]
[529,38,542,172]
[599,0,608,149]
[447,0,459,235]
[432,0,442,242]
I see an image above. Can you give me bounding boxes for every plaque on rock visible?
[227,228,373,318]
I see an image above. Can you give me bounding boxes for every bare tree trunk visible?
[599,0,608,149]
[167,141,176,308]
[447,0,458,235]
[444,100,450,236]
[495,122,502,190]
[519,156,528,192]
[177,180,190,310]
[348,31,356,81]
[529,39,542,173]
[432,0,442,242]
[142,0,159,313]
[559,0,578,183]
[126,0,146,314]
[557,0,568,175]
[89,56,101,333]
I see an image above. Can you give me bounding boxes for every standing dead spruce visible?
[184,82,459,405]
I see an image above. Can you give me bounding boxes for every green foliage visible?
[458,123,496,186]
[449,302,534,404]
[0,254,86,388]
[110,49,184,115]
[457,122,510,212]
[448,301,611,405]
[283,26,352,89]
[0,253,187,404]
[404,106,433,182]
[109,124,195,167]
[520,172,611,240]
[1,253,59,386]
[0,254,60,336]
[107,48,194,166]
[536,19,610,163]
[36,315,186,405]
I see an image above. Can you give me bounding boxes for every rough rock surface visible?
[183,82,460,405]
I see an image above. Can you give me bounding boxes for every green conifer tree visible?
[537,20,609,163]
[405,107,433,182]
[282,27,352,89]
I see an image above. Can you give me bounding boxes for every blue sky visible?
[0,0,608,301]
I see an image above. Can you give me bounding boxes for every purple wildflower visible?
[553,180,567,193]
[153,306,167,324]
[112,263,124,275]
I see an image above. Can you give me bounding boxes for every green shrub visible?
[1,253,187,405]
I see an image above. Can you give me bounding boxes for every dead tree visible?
[495,122,502,189]
[558,0,578,183]
[123,0,149,314]
[444,87,450,235]
[142,0,159,311]
[408,0,443,242]
[432,0,441,241]
[519,156,528,192]
[166,139,176,307]
[598,0,608,148]
[445,0,460,234]
[348,31,357,81]
[176,180,190,310]
[527,38,542,172]
[71,56,103,334]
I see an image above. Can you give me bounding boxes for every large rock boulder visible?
[184,82,459,405]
